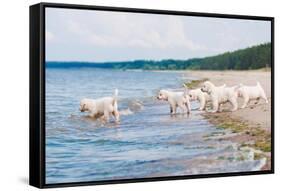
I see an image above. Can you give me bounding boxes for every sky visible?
[46,8,271,62]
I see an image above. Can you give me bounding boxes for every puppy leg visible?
[178,104,185,114]
[199,98,206,111]
[170,106,173,114]
[185,102,191,114]
[218,104,223,112]
[102,111,110,123]
[113,110,120,123]
[170,105,177,115]
[211,100,219,113]
[241,95,249,109]
[230,97,238,112]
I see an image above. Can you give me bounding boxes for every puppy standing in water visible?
[186,84,225,111]
[79,89,120,123]
[157,89,191,115]
[187,88,210,111]
[237,82,268,108]
[201,81,238,113]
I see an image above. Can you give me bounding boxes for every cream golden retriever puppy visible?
[187,88,211,111]
[237,82,268,108]
[201,81,238,113]
[157,89,191,114]
[184,84,225,111]
[79,89,120,123]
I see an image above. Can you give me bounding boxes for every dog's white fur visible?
[185,84,225,111]
[237,82,268,108]
[201,81,238,113]
[79,89,120,122]
[187,88,211,111]
[157,89,191,114]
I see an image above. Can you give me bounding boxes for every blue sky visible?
[46,8,271,62]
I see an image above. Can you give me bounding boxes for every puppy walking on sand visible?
[157,89,191,115]
[79,89,120,123]
[237,82,268,108]
[201,81,239,113]
[185,84,226,111]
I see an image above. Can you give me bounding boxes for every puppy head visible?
[80,99,90,112]
[201,81,214,94]
[188,90,197,101]
[157,90,168,100]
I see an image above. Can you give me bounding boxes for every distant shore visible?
[184,70,272,170]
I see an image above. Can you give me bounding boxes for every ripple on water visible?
[46,69,264,184]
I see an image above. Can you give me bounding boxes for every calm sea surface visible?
[46,68,265,184]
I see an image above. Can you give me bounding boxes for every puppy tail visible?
[112,89,119,110]
[256,81,266,94]
[114,88,118,97]
[112,89,118,103]
[182,84,189,96]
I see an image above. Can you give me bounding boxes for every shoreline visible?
[184,70,271,170]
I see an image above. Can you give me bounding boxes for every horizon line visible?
[46,42,271,63]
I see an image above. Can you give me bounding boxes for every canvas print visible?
[45,7,272,184]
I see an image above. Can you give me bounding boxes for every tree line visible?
[47,43,271,70]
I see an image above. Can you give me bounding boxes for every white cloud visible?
[46,8,271,61]
[63,12,205,50]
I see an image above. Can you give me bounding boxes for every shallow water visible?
[46,68,265,184]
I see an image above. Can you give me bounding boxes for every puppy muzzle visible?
[80,104,86,112]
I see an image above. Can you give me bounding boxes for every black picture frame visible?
[30,2,275,189]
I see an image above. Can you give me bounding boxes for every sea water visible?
[46,68,265,184]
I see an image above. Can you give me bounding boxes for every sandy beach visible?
[184,70,272,170]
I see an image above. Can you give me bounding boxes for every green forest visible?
[47,43,271,70]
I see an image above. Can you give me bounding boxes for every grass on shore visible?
[185,77,271,153]
[185,74,271,169]
[202,113,271,153]
[184,78,208,89]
